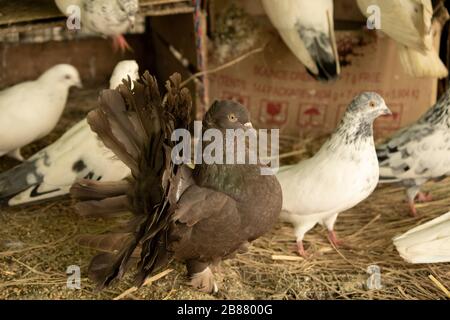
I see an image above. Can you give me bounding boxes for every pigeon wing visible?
[394,211,450,263]
[168,185,242,263]
[261,0,339,80]
[357,0,431,50]
[378,90,450,181]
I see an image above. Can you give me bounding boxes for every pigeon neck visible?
[327,115,375,150]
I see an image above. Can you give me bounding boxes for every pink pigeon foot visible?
[416,192,433,203]
[112,35,132,53]
[295,240,308,258]
[327,230,344,248]
[408,200,418,217]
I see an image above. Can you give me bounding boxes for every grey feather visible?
[377,88,450,214]
[296,23,338,81]
[0,160,42,200]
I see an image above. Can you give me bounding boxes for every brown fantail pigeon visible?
[70,72,282,293]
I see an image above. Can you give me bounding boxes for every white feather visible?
[377,89,450,185]
[54,0,139,37]
[393,211,450,263]
[7,60,139,206]
[0,64,81,160]
[277,93,390,244]
[356,0,448,78]
[277,137,379,239]
[261,0,339,80]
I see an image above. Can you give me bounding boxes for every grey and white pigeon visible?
[70,72,282,293]
[261,0,340,81]
[0,64,82,162]
[377,89,450,216]
[394,210,450,263]
[277,93,391,256]
[55,0,139,51]
[0,60,138,206]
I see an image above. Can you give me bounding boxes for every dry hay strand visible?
[231,178,450,300]
[227,135,450,299]
[0,113,449,299]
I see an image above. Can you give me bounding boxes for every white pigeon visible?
[393,211,450,263]
[0,64,82,162]
[55,0,139,51]
[0,60,139,206]
[277,93,391,256]
[377,88,450,216]
[261,0,340,81]
[357,0,448,78]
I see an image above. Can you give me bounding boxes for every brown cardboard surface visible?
[205,3,439,140]
[211,0,366,26]
[334,0,366,22]
[0,34,149,88]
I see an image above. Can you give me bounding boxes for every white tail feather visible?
[398,45,448,79]
[393,211,450,264]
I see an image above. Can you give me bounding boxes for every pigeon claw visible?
[327,230,343,248]
[416,192,433,203]
[190,267,218,294]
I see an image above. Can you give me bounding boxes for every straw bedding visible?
[0,89,449,300]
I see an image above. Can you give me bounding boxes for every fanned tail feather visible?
[75,195,129,217]
[77,233,133,253]
[70,179,130,201]
[70,71,192,288]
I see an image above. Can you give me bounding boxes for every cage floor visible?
[0,88,449,300]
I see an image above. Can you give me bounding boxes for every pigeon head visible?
[331,92,391,145]
[117,0,139,26]
[109,60,139,89]
[204,100,253,130]
[40,64,82,89]
[345,92,391,122]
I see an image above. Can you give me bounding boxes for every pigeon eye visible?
[65,75,72,80]
[369,101,376,108]
[228,113,238,122]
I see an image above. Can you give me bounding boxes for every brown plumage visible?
[70,72,282,293]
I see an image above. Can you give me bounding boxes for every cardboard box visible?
[333,0,366,22]
[204,0,440,139]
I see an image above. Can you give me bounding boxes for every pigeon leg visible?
[296,240,308,258]
[416,192,433,203]
[327,230,343,247]
[293,223,315,257]
[323,213,344,247]
[186,260,218,294]
[408,199,418,217]
[112,35,132,53]
[406,186,420,217]
[7,148,24,161]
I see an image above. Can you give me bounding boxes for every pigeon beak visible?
[244,122,254,129]
[76,81,83,89]
[382,105,392,116]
